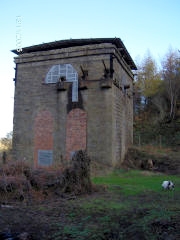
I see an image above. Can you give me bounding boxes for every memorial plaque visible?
[38,150,53,166]
[70,151,76,159]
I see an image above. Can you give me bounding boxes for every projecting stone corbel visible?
[79,80,88,90]
[56,77,69,91]
[100,78,112,88]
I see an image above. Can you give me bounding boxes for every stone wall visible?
[12,42,134,168]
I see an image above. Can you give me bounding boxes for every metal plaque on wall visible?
[38,150,53,166]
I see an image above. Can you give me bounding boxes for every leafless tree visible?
[161,49,180,120]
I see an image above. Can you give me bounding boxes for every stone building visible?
[12,38,137,168]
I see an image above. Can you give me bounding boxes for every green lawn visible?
[65,169,180,240]
[45,170,180,240]
[92,169,180,195]
[39,170,180,239]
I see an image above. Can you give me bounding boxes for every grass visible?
[74,169,180,240]
[1,169,179,239]
[93,169,180,195]
[47,169,180,240]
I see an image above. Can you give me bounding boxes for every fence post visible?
[159,135,162,149]
[138,134,141,147]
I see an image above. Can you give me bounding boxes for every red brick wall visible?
[34,110,53,167]
[66,108,87,159]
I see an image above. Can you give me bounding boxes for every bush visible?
[0,150,92,203]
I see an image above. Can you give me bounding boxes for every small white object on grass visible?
[162,180,174,190]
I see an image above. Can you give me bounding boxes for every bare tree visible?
[134,52,162,119]
[161,49,180,120]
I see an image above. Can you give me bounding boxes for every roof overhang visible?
[11,38,137,70]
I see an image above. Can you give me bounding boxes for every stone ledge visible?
[100,78,112,88]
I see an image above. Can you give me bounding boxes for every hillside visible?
[123,146,180,175]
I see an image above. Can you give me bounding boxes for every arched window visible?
[45,64,78,102]
[45,64,78,83]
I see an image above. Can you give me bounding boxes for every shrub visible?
[0,150,92,203]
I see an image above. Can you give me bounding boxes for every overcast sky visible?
[0,0,179,138]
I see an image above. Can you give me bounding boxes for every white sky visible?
[0,0,179,138]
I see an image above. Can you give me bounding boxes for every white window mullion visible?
[45,64,79,102]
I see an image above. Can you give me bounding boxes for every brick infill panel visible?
[34,110,53,167]
[66,108,87,160]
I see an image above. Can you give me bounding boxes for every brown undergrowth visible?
[0,150,92,204]
[123,146,180,175]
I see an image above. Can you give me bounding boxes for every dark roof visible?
[12,38,137,70]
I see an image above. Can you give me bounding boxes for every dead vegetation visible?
[123,146,180,175]
[0,150,92,204]
[0,148,179,239]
